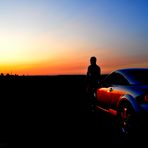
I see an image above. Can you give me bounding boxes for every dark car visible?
[94,68,148,136]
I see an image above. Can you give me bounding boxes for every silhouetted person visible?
[86,56,101,111]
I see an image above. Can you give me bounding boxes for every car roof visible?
[114,68,148,84]
[116,68,148,75]
[116,68,148,72]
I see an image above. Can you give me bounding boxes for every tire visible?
[117,102,136,138]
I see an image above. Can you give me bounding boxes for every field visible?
[0,74,146,147]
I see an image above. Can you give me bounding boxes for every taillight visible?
[144,95,148,103]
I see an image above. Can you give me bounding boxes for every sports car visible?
[94,68,148,136]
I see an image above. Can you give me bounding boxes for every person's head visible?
[90,56,97,65]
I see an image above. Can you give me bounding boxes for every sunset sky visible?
[0,0,148,75]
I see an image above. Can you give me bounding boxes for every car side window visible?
[104,72,129,86]
[113,73,129,85]
[103,73,115,86]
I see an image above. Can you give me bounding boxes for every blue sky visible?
[0,0,147,75]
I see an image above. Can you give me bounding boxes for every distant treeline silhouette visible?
[0,73,19,77]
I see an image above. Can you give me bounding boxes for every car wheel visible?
[117,102,135,137]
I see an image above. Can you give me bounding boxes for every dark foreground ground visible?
[0,75,147,147]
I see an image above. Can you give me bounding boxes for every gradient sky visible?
[0,0,148,75]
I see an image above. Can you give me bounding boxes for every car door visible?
[96,72,129,109]
[96,73,116,109]
[108,73,129,110]
[96,87,112,108]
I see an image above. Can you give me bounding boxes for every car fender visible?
[117,94,141,113]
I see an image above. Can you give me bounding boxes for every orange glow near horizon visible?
[0,53,147,76]
[0,56,88,75]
